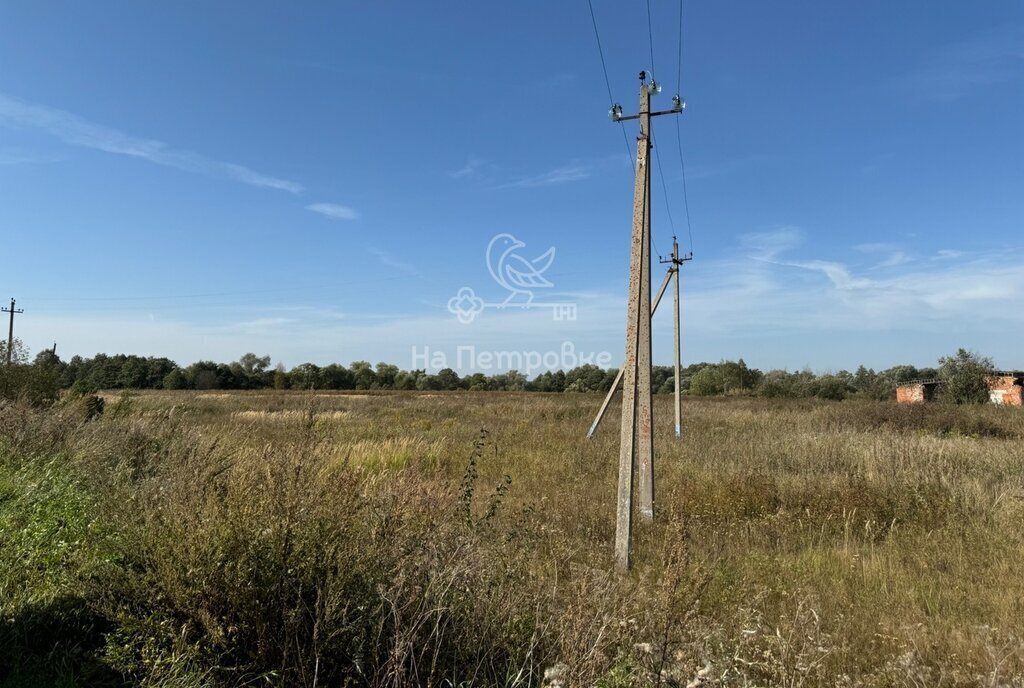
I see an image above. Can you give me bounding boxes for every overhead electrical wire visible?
[644,0,674,258]
[652,141,677,253]
[646,0,657,77]
[674,0,695,254]
[588,0,696,258]
[587,0,637,175]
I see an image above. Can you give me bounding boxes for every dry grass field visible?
[2,390,1023,686]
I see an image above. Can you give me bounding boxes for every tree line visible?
[0,337,1000,405]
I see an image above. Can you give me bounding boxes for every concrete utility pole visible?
[609,72,684,571]
[587,264,674,439]
[661,238,691,437]
[2,298,24,366]
[586,244,691,441]
[673,240,682,436]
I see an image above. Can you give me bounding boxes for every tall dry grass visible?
[1,391,1023,686]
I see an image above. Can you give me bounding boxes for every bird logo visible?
[446,233,575,324]
[486,233,556,305]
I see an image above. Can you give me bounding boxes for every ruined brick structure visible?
[895,380,940,404]
[895,372,1024,405]
[986,373,1024,406]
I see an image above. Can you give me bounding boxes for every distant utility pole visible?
[586,240,690,441]
[661,237,692,437]
[610,71,684,571]
[2,298,24,366]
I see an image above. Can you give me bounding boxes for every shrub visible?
[0,364,59,407]
[938,348,992,405]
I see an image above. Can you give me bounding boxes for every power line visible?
[587,0,615,106]
[586,0,637,174]
[674,0,695,253]
[643,0,680,257]
[652,140,677,249]
[674,118,694,253]
[646,0,657,76]
[676,0,684,94]
[29,274,411,303]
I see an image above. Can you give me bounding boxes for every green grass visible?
[1,392,1022,686]
[0,450,119,687]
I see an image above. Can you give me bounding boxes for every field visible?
[2,390,1023,686]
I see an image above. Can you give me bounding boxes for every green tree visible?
[163,368,189,390]
[350,361,377,390]
[565,365,606,392]
[393,370,420,390]
[689,366,725,396]
[273,365,288,390]
[238,353,271,376]
[938,348,992,404]
[375,363,399,389]
[433,368,462,391]
[290,363,321,390]
[719,358,761,393]
[0,364,59,406]
[0,337,29,365]
[464,372,488,391]
[319,364,354,390]
[814,374,850,401]
[756,370,798,398]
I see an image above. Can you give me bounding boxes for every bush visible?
[0,364,59,407]
[689,366,725,396]
[938,348,992,405]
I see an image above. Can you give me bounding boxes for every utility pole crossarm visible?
[608,76,685,123]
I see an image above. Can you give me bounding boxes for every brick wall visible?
[896,384,926,404]
[986,376,1024,406]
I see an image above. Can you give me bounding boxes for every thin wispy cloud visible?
[17,223,1024,371]
[230,317,296,334]
[450,156,483,178]
[783,260,875,291]
[893,23,1024,102]
[707,230,1024,333]
[367,247,418,275]
[854,244,913,269]
[0,148,61,166]
[306,202,359,221]
[855,242,898,253]
[23,235,1024,372]
[876,251,912,268]
[740,226,803,260]
[0,93,303,193]
[496,163,593,189]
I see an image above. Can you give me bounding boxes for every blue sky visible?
[1,1,1022,373]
